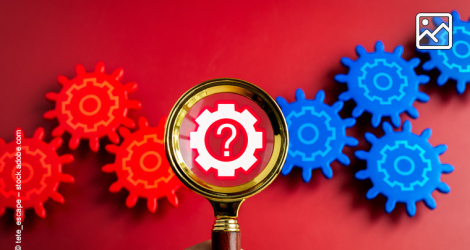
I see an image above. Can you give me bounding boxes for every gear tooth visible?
[321,165,333,179]
[408,58,420,68]
[375,41,385,52]
[43,110,57,120]
[195,109,212,124]
[20,209,25,222]
[34,204,46,218]
[102,164,115,173]
[338,91,352,101]
[393,46,404,57]
[422,61,435,71]
[385,199,397,213]
[118,127,131,138]
[109,181,123,193]
[382,122,394,134]
[190,132,205,149]
[434,144,447,155]
[346,137,359,146]
[105,144,119,153]
[437,182,451,193]
[95,62,105,73]
[276,96,289,108]
[124,82,138,93]
[148,197,157,213]
[390,114,401,128]
[337,153,350,166]
[281,161,295,175]
[122,117,136,128]
[406,202,417,217]
[126,193,138,208]
[315,90,325,102]
[355,170,369,180]
[89,137,100,152]
[51,191,65,204]
[424,195,437,209]
[356,45,367,56]
[60,154,74,164]
[352,107,364,117]
[60,174,75,183]
[366,187,379,199]
[371,114,382,128]
[295,89,306,100]
[417,92,429,102]
[418,75,430,84]
[241,110,257,126]
[52,127,64,137]
[364,133,377,144]
[112,68,124,81]
[49,137,63,150]
[406,107,419,119]
[302,168,313,182]
[438,74,450,86]
[195,156,212,171]
[253,131,264,148]
[69,135,81,150]
[340,57,354,67]
[218,103,235,113]
[355,150,369,160]
[57,75,69,86]
[343,118,356,128]
[127,100,142,109]
[451,10,460,20]
[75,64,86,75]
[420,128,432,140]
[441,164,454,174]
[218,167,235,177]
[34,128,45,140]
[331,101,343,112]
[242,156,258,171]
[335,74,348,83]
[402,120,412,132]
[166,192,179,207]
[457,80,467,94]
[107,131,120,144]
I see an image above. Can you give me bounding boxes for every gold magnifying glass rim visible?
[165,78,288,201]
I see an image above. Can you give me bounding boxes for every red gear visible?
[0,128,74,221]
[44,62,142,152]
[103,117,182,212]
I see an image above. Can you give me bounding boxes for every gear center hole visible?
[79,94,102,116]
[11,163,34,184]
[452,40,470,59]
[298,123,319,145]
[140,151,162,172]
[373,73,393,91]
[393,156,415,176]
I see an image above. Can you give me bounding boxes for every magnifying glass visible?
[165,78,288,250]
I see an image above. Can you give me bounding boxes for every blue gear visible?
[419,11,470,94]
[335,41,430,128]
[355,121,454,217]
[276,89,358,182]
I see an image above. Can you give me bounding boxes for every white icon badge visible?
[416,13,453,50]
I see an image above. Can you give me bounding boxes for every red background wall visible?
[1,0,469,249]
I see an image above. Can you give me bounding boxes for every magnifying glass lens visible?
[178,93,274,187]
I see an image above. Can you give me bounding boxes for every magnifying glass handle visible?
[212,218,241,250]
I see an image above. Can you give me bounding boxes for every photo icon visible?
[416,13,453,50]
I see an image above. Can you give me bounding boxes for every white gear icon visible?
[190,103,264,177]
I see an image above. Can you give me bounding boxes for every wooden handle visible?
[212,231,240,250]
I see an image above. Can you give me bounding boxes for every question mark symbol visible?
[217,124,237,157]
